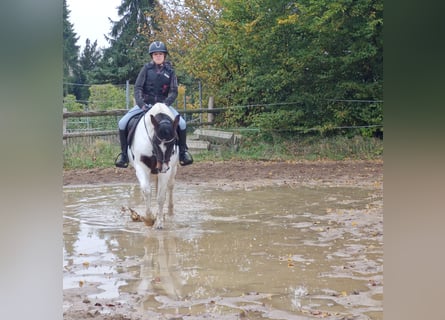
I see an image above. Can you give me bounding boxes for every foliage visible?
[155,0,222,106]
[158,0,383,136]
[79,39,102,87]
[63,0,383,140]
[94,0,160,84]
[64,133,382,169]
[64,139,120,168]
[63,94,84,112]
[88,84,128,110]
[63,0,80,96]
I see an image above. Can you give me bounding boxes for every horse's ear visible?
[173,115,180,131]
[150,114,158,128]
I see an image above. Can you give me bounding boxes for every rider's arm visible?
[134,65,148,108]
[164,71,178,106]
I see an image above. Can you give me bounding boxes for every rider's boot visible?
[115,129,129,168]
[178,128,193,166]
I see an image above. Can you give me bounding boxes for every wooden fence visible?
[63,102,222,146]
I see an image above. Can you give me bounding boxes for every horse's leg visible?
[134,165,153,221]
[153,173,169,229]
[167,165,177,216]
[167,182,174,216]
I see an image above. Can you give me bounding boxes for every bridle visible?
[145,115,177,173]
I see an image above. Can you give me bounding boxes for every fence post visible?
[199,80,202,124]
[183,92,187,122]
[208,96,214,127]
[63,107,67,145]
[125,80,130,109]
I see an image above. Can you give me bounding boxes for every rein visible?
[144,112,177,172]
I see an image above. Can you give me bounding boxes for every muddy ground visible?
[63,160,383,320]
[63,159,383,189]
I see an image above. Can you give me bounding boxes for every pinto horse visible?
[128,103,180,229]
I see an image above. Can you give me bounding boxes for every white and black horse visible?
[128,103,180,229]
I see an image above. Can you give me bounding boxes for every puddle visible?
[63,182,383,319]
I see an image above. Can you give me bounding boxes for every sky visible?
[67,0,121,50]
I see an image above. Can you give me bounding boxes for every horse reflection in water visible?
[128,103,180,229]
[136,231,185,310]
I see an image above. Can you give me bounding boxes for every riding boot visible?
[115,129,129,168]
[177,128,193,166]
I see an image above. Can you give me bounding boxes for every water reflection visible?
[63,182,382,319]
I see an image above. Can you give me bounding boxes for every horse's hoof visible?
[154,222,163,230]
[143,217,155,226]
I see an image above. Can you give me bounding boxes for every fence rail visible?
[63,130,117,139]
[62,107,223,119]
[63,106,220,141]
[63,99,383,143]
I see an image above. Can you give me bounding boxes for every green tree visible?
[80,39,102,83]
[293,0,383,130]
[63,0,80,97]
[168,0,382,135]
[88,84,127,110]
[70,39,103,102]
[95,0,159,84]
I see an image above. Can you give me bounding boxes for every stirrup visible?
[115,153,129,168]
[179,151,193,166]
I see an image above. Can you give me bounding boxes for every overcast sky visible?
[67,0,121,50]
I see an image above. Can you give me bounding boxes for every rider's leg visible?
[115,106,144,168]
[115,129,129,168]
[168,106,193,166]
[177,127,193,166]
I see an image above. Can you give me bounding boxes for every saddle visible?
[125,111,147,147]
[125,111,159,173]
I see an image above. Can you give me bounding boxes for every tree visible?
[155,0,222,107]
[63,0,80,96]
[67,39,103,102]
[80,39,102,83]
[292,0,383,130]
[95,0,159,84]
[160,0,383,135]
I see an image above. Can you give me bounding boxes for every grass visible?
[63,135,383,170]
[64,139,121,169]
[194,134,383,162]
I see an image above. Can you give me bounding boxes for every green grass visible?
[63,135,383,170]
[64,139,121,169]
[194,134,382,162]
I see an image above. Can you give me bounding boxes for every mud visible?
[63,160,383,319]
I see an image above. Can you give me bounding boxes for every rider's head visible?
[149,41,168,64]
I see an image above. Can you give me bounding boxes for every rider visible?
[115,40,193,168]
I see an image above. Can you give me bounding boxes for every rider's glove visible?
[141,104,151,111]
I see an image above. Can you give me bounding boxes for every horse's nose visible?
[160,162,170,173]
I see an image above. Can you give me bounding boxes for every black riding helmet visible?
[148,41,168,55]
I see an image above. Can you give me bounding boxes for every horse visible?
[128,103,180,229]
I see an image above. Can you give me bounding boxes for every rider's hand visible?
[141,104,151,111]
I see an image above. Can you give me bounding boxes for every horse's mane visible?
[148,103,174,119]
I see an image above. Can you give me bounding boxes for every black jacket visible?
[134,61,178,108]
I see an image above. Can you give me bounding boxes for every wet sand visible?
[63,160,383,319]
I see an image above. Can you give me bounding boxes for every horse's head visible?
[150,113,180,173]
